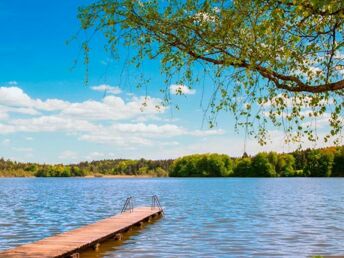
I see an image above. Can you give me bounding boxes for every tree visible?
[293,149,309,171]
[78,0,344,144]
[233,158,252,177]
[204,154,233,176]
[304,150,334,176]
[62,167,72,177]
[276,154,295,176]
[169,153,232,177]
[71,166,85,176]
[250,153,276,177]
[155,167,168,177]
[332,146,344,176]
[169,156,198,177]
[268,152,279,171]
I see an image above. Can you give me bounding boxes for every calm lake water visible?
[0,178,343,257]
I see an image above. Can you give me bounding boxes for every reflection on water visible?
[0,178,344,257]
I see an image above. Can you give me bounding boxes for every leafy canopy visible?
[78,0,344,145]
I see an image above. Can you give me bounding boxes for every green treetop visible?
[78,0,344,144]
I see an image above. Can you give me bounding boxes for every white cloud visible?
[0,86,224,149]
[12,147,33,153]
[58,150,78,161]
[0,87,32,107]
[85,151,116,161]
[35,99,70,111]
[1,85,336,162]
[3,116,98,133]
[146,129,340,160]
[91,84,122,95]
[170,84,196,95]
[2,138,10,145]
[0,109,8,119]
[0,111,222,146]
[79,133,152,146]
[0,86,163,122]
[0,123,16,134]
[190,129,225,136]
[61,95,163,121]
[0,87,69,112]
[109,123,184,136]
[77,123,224,147]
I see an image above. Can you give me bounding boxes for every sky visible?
[0,0,334,163]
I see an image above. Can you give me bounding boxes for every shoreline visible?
[84,175,154,178]
[0,175,156,179]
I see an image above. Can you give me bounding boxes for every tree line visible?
[0,158,172,177]
[0,146,343,177]
[170,146,344,177]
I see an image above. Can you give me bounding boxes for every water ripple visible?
[0,178,344,257]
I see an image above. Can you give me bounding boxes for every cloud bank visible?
[0,85,224,149]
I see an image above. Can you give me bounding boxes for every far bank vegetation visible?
[0,146,343,178]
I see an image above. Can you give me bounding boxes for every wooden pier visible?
[0,197,163,258]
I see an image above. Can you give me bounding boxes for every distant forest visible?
[0,146,343,177]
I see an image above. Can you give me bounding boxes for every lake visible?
[0,178,343,257]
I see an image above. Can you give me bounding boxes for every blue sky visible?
[0,0,332,163]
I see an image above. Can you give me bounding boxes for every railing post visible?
[122,195,163,214]
[121,196,134,213]
[150,195,163,214]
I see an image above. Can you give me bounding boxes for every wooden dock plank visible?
[0,207,162,258]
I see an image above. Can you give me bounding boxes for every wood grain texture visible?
[0,207,162,258]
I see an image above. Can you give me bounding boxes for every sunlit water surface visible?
[0,178,343,257]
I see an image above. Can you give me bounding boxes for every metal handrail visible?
[151,195,163,214]
[121,196,134,213]
[121,195,163,214]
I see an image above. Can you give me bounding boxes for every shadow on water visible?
[80,215,162,258]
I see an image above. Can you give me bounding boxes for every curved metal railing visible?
[121,196,134,213]
[151,195,163,214]
[121,195,163,214]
